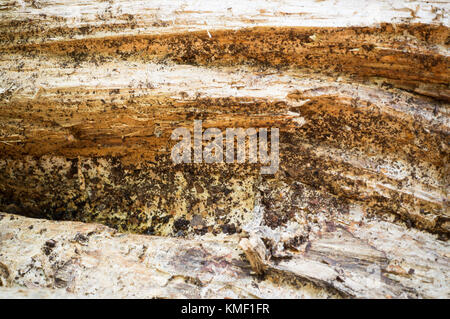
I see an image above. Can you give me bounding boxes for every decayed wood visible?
[1,0,448,46]
[0,0,448,298]
[0,55,448,236]
[0,213,449,298]
[239,236,268,275]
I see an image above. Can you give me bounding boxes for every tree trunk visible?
[0,0,448,298]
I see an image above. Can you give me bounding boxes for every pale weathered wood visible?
[1,213,449,298]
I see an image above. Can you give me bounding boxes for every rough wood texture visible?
[0,0,449,298]
[0,213,449,298]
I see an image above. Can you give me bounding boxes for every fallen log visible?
[0,0,448,298]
